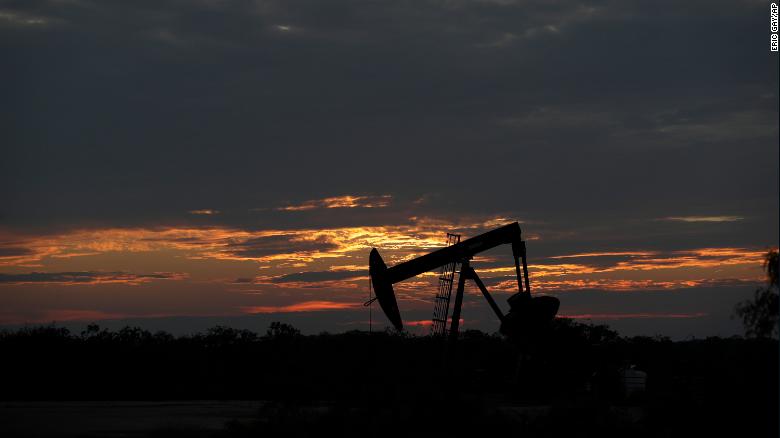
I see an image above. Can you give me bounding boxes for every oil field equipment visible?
[368,222,559,341]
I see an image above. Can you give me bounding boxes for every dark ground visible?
[0,320,777,437]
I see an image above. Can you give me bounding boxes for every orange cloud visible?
[0,216,512,266]
[405,318,463,327]
[405,319,434,327]
[598,248,765,272]
[491,278,752,292]
[242,300,360,313]
[277,195,392,211]
[0,220,767,297]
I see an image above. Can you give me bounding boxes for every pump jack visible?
[368,222,559,341]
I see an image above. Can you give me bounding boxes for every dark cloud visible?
[224,235,337,259]
[1,0,775,239]
[0,271,185,284]
[267,270,365,283]
[0,247,33,257]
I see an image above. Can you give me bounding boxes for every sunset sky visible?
[2,0,778,338]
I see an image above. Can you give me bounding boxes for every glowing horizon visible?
[0,212,772,330]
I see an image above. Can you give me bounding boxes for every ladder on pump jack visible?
[431,233,461,337]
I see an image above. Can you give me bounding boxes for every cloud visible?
[0,9,57,27]
[597,248,765,272]
[662,216,744,223]
[261,270,366,283]
[1,0,775,238]
[0,220,766,297]
[485,247,764,272]
[189,209,220,215]
[37,309,129,322]
[0,247,34,258]
[524,278,755,292]
[0,215,513,266]
[549,251,657,259]
[276,195,392,211]
[224,235,339,260]
[0,271,187,285]
[539,247,765,273]
[248,269,367,290]
[473,247,764,293]
[242,300,360,313]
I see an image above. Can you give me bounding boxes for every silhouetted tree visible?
[80,323,101,338]
[265,321,301,339]
[735,249,779,338]
[204,325,258,346]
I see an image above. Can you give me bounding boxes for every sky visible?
[1,0,778,339]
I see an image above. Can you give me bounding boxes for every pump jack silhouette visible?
[369,222,559,341]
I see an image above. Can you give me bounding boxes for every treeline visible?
[0,319,775,404]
